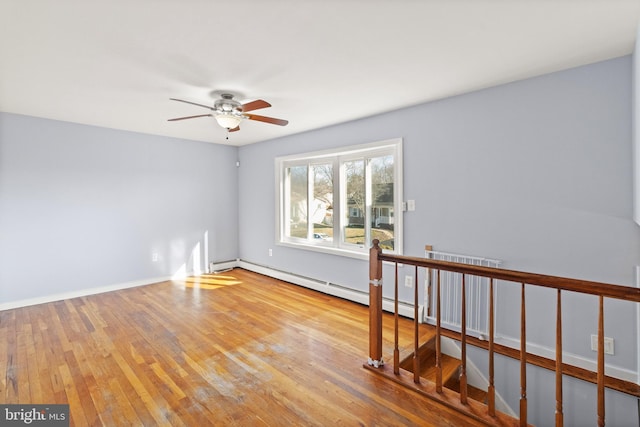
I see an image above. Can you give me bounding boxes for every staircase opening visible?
[398,327,488,404]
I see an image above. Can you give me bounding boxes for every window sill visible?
[276,241,370,261]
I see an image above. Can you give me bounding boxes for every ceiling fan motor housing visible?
[214,93,243,114]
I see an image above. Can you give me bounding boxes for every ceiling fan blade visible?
[169,98,212,110]
[229,126,240,132]
[167,114,212,121]
[241,99,271,112]
[245,114,288,126]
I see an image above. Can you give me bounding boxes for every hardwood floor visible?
[1,268,490,426]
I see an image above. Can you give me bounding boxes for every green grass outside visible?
[291,223,394,250]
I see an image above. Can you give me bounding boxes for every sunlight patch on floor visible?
[176,274,243,290]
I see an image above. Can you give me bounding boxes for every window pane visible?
[343,160,365,246]
[312,164,333,242]
[287,165,308,239]
[370,155,394,250]
[277,139,401,257]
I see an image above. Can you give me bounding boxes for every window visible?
[276,139,403,259]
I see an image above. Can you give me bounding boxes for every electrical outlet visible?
[590,334,614,355]
[269,248,273,257]
[152,252,159,262]
[404,275,413,288]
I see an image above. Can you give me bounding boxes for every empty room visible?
[2,1,640,426]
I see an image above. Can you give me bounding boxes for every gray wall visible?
[635,24,640,226]
[238,56,640,426]
[0,112,239,304]
[241,57,637,284]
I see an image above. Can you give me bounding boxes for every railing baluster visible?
[413,265,420,383]
[474,271,481,332]
[436,269,443,393]
[460,274,468,404]
[488,277,496,417]
[394,263,399,375]
[597,295,605,427]
[556,289,564,427]
[520,283,527,427]
[426,245,433,318]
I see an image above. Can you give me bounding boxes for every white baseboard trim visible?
[496,335,638,383]
[0,275,173,311]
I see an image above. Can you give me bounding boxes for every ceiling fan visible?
[168,93,288,134]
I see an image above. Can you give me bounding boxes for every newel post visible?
[368,239,384,367]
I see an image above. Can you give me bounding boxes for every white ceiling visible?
[1,1,639,146]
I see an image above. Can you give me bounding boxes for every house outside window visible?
[276,139,403,259]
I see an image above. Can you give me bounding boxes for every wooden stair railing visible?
[365,239,640,427]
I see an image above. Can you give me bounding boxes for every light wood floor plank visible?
[1,268,489,426]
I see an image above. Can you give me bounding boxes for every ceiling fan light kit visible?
[214,112,243,129]
[168,93,288,136]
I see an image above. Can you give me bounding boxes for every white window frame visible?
[275,138,403,260]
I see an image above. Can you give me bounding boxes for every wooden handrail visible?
[367,240,640,426]
[377,253,640,302]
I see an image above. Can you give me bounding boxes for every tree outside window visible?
[277,139,402,258]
